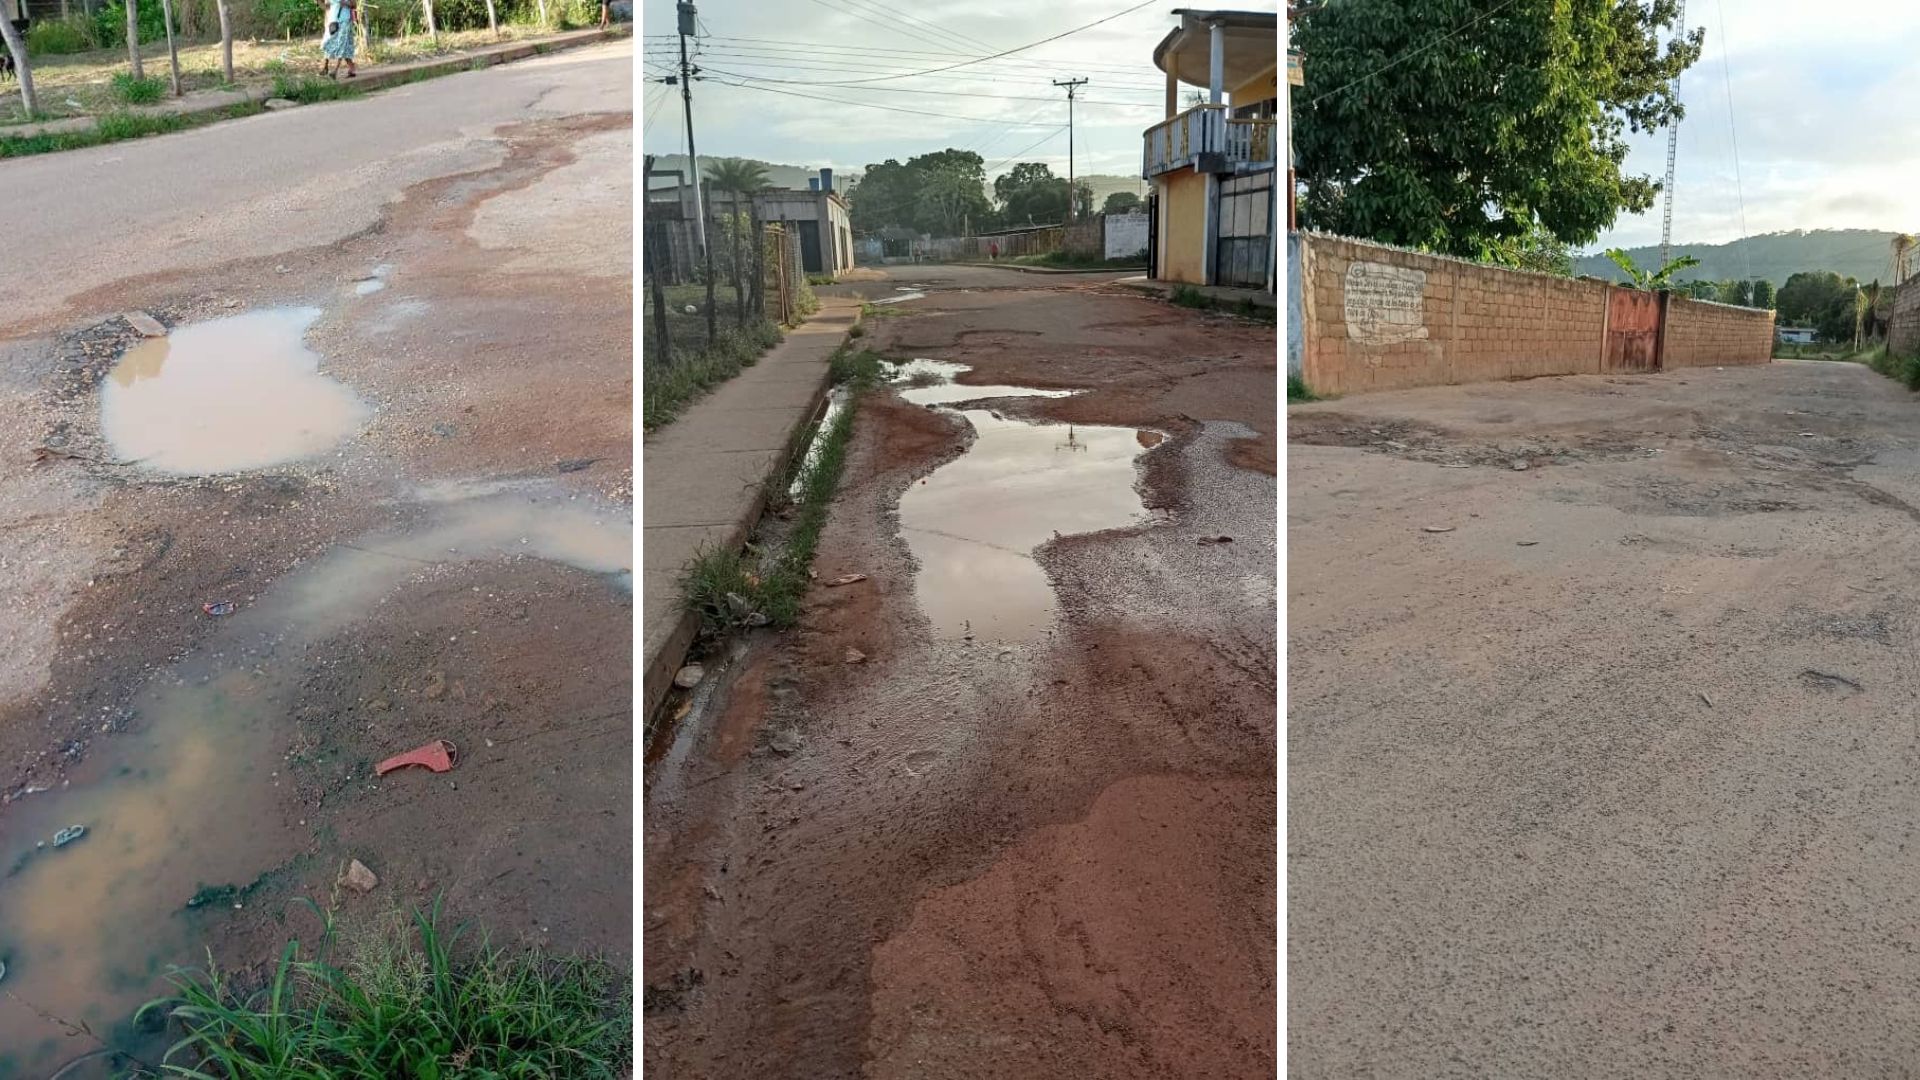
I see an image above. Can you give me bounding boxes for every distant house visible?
[1140,8,1278,291]
[708,169,855,279]
[1777,326,1818,344]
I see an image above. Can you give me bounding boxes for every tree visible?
[994,162,1071,226]
[0,6,35,120]
[127,0,144,78]
[1103,191,1142,216]
[1750,279,1775,309]
[1604,249,1698,290]
[1479,221,1571,276]
[1777,270,1850,326]
[705,158,771,325]
[214,0,233,83]
[1294,0,1703,257]
[848,151,990,237]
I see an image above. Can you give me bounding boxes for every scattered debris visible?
[826,573,868,587]
[555,458,598,473]
[1801,669,1864,693]
[683,304,698,314]
[701,884,722,901]
[673,664,705,689]
[374,739,459,776]
[123,311,167,338]
[339,859,379,894]
[263,97,299,110]
[1422,526,1455,534]
[1198,535,1235,545]
[1698,691,1713,708]
[52,825,86,847]
[1510,460,1530,471]
[201,601,236,617]
[845,647,867,664]
[1516,540,1540,547]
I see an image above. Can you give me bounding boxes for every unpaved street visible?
[1291,361,1920,1076]
[645,266,1278,1078]
[0,41,631,1075]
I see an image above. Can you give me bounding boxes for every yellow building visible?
[1142,9,1279,291]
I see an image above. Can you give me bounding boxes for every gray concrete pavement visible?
[641,297,861,722]
[2,36,631,336]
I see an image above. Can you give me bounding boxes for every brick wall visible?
[1663,296,1778,368]
[1890,276,1920,359]
[1297,232,1774,395]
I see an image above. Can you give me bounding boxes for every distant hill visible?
[1575,229,1917,287]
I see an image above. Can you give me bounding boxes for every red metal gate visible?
[1606,288,1664,372]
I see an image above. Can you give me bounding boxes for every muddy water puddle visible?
[101,307,370,474]
[891,361,1158,641]
[0,490,630,1076]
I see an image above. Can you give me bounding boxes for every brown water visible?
[0,490,630,1077]
[893,362,1157,641]
[101,307,370,475]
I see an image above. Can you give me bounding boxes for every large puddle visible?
[0,490,630,1077]
[101,308,370,474]
[892,361,1157,641]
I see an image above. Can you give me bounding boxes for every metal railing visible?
[1142,105,1277,177]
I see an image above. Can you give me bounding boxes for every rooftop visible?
[1152,9,1279,91]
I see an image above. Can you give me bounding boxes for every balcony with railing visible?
[1142,105,1276,179]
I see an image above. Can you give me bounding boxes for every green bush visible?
[94,0,170,49]
[26,17,97,54]
[256,0,324,35]
[110,71,168,104]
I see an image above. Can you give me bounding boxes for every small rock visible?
[1517,540,1540,547]
[768,728,801,756]
[422,670,447,700]
[339,859,378,894]
[1510,459,1530,471]
[826,573,868,587]
[263,97,299,110]
[702,884,722,901]
[674,664,704,689]
[1197,535,1234,545]
[124,311,167,337]
[844,648,867,664]
[1422,525,1455,533]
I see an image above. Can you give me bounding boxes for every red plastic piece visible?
[375,739,458,777]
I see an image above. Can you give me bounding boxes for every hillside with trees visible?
[1575,230,1917,288]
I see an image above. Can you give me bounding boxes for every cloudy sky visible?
[640,1,1920,257]
[639,0,1257,188]
[1598,0,1920,252]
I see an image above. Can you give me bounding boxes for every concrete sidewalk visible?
[1115,274,1277,310]
[641,297,862,722]
[4,28,616,140]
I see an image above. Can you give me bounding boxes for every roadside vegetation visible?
[138,898,629,1077]
[679,344,882,637]
[1007,250,1146,270]
[1169,283,1275,322]
[1288,374,1320,403]
[0,100,264,156]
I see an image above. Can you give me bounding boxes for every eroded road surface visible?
[645,265,1278,1078]
[1291,361,1920,1077]
[0,40,631,1076]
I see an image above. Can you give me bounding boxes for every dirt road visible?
[0,42,630,1076]
[644,266,1278,1078]
[1290,360,1920,1077]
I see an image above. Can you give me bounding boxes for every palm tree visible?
[704,158,772,328]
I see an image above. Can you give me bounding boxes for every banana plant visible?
[1604,248,1700,291]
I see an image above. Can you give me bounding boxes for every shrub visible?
[94,0,171,49]
[272,73,360,103]
[110,72,168,105]
[26,17,97,54]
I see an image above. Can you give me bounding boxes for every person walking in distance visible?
[989,240,999,262]
[321,0,358,79]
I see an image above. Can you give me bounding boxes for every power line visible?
[701,75,1069,125]
[752,0,1161,86]
[642,33,1171,78]
[1713,0,1751,284]
[1053,77,1089,221]
[835,0,999,55]
[985,125,1068,173]
[638,44,1168,91]
[695,66,1157,108]
[805,0,971,57]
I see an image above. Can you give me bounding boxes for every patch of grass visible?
[1867,346,1920,389]
[680,345,878,635]
[28,16,99,54]
[272,72,361,103]
[1287,374,1320,403]
[0,104,270,157]
[1008,250,1145,270]
[641,319,784,431]
[805,273,836,286]
[139,898,629,1078]
[859,301,909,319]
[1166,283,1275,322]
[110,71,168,104]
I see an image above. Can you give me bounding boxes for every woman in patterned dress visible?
[321,0,357,79]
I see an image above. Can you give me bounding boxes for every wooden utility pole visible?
[158,0,181,96]
[1053,77,1088,222]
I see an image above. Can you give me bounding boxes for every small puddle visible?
[0,491,631,1075]
[788,388,851,499]
[101,308,370,475]
[892,361,1157,641]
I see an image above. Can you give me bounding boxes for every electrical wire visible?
[1712,0,1751,285]
[637,45,1168,91]
[701,75,1066,125]
[640,33,1174,78]
[695,66,1157,108]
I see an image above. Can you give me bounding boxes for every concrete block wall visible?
[1297,231,1774,395]
[1664,296,1778,368]
[1890,276,1920,358]
[1063,218,1104,258]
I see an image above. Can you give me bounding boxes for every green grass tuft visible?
[642,320,784,431]
[272,72,361,103]
[139,897,629,1078]
[1287,374,1320,403]
[110,71,167,104]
